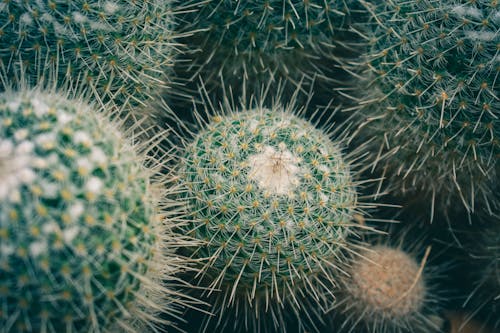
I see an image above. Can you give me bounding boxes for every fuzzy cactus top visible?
[0,1,174,107]
[334,244,443,333]
[0,90,167,332]
[179,107,359,296]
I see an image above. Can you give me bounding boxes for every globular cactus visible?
[172,90,378,332]
[355,0,499,219]
[0,88,192,332]
[177,0,357,93]
[0,1,174,107]
[332,243,444,333]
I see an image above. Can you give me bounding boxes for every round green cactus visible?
[175,104,370,332]
[333,244,444,333]
[356,0,499,218]
[178,0,356,91]
[0,89,188,332]
[0,1,174,107]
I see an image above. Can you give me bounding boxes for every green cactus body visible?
[334,244,443,333]
[179,0,353,90]
[0,1,173,107]
[177,106,366,332]
[0,89,178,332]
[358,0,499,217]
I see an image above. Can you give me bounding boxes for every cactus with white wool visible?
[173,94,377,332]
[0,88,191,332]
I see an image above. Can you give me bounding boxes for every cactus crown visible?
[359,0,499,215]
[0,89,186,332]
[180,107,357,286]
[0,1,174,107]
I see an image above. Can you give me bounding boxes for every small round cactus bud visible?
[350,247,425,317]
[355,0,499,218]
[175,103,372,332]
[333,245,443,333]
[0,88,191,332]
[0,1,174,107]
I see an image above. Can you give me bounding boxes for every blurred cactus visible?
[0,88,193,332]
[176,0,360,93]
[332,243,444,333]
[0,1,174,107]
[461,215,499,331]
[354,0,499,219]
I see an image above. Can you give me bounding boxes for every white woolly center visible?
[465,31,496,41]
[451,5,482,19]
[0,139,35,200]
[104,1,120,14]
[247,143,302,195]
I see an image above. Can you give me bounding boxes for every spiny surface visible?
[180,108,356,289]
[177,107,361,332]
[0,1,173,107]
[360,0,499,215]
[0,90,162,332]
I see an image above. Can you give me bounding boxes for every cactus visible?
[176,0,358,93]
[0,1,174,107]
[355,0,499,218]
[172,89,378,332]
[332,243,444,333]
[0,88,191,332]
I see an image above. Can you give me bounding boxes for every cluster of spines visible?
[0,1,174,107]
[354,0,499,218]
